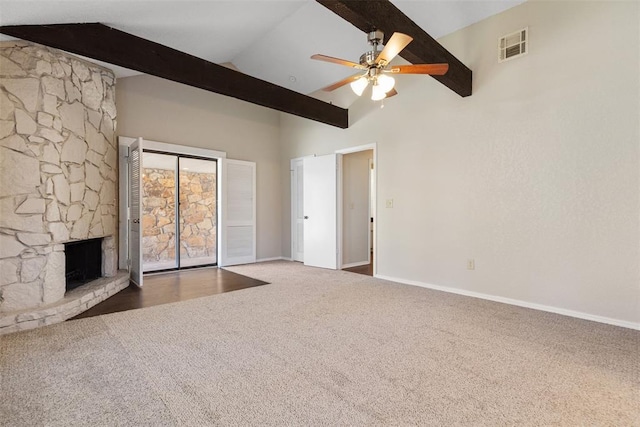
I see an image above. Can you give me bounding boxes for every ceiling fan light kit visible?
[350,70,395,99]
[350,76,368,96]
[376,74,395,93]
[312,30,450,102]
[371,83,388,101]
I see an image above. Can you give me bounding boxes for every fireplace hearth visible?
[65,238,103,292]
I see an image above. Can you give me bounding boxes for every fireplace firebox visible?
[65,238,103,292]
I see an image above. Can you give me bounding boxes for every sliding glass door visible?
[141,152,217,272]
[178,157,217,267]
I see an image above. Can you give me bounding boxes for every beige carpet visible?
[1,261,638,426]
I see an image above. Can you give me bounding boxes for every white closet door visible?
[291,158,304,262]
[303,154,339,270]
[129,137,143,287]
[219,159,256,266]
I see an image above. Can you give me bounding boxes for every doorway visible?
[340,149,374,275]
[290,143,377,275]
[141,151,217,272]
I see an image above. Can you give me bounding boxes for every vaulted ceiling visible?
[1,0,525,105]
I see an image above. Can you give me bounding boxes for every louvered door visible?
[219,159,256,266]
[129,137,143,286]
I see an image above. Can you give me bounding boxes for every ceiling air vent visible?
[499,27,528,62]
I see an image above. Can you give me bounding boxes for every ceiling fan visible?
[311,30,449,101]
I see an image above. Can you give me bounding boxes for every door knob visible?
[304,216,309,219]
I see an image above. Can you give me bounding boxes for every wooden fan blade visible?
[311,54,367,70]
[321,73,365,92]
[387,63,449,75]
[386,88,398,98]
[376,32,413,65]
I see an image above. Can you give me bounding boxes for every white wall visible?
[342,150,373,266]
[280,1,640,325]
[116,75,282,260]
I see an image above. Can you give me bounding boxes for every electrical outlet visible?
[385,199,393,208]
[467,259,475,270]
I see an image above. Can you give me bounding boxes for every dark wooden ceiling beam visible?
[317,0,472,97]
[0,23,349,128]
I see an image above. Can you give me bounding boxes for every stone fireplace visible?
[0,41,128,334]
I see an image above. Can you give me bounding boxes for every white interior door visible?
[303,154,339,269]
[219,159,256,266]
[129,137,143,287]
[291,158,304,262]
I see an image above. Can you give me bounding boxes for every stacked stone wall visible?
[179,170,216,261]
[0,41,117,313]
[142,168,176,264]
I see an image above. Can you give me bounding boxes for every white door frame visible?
[117,136,226,272]
[335,143,377,276]
[368,158,374,259]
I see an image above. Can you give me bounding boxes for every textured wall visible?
[279,1,640,325]
[0,41,117,313]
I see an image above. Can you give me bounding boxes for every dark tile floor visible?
[72,267,267,320]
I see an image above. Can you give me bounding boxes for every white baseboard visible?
[342,261,370,269]
[256,257,291,263]
[374,274,640,331]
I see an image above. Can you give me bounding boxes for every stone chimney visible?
[0,41,118,314]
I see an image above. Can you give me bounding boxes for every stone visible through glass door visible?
[141,152,218,272]
[178,157,217,268]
